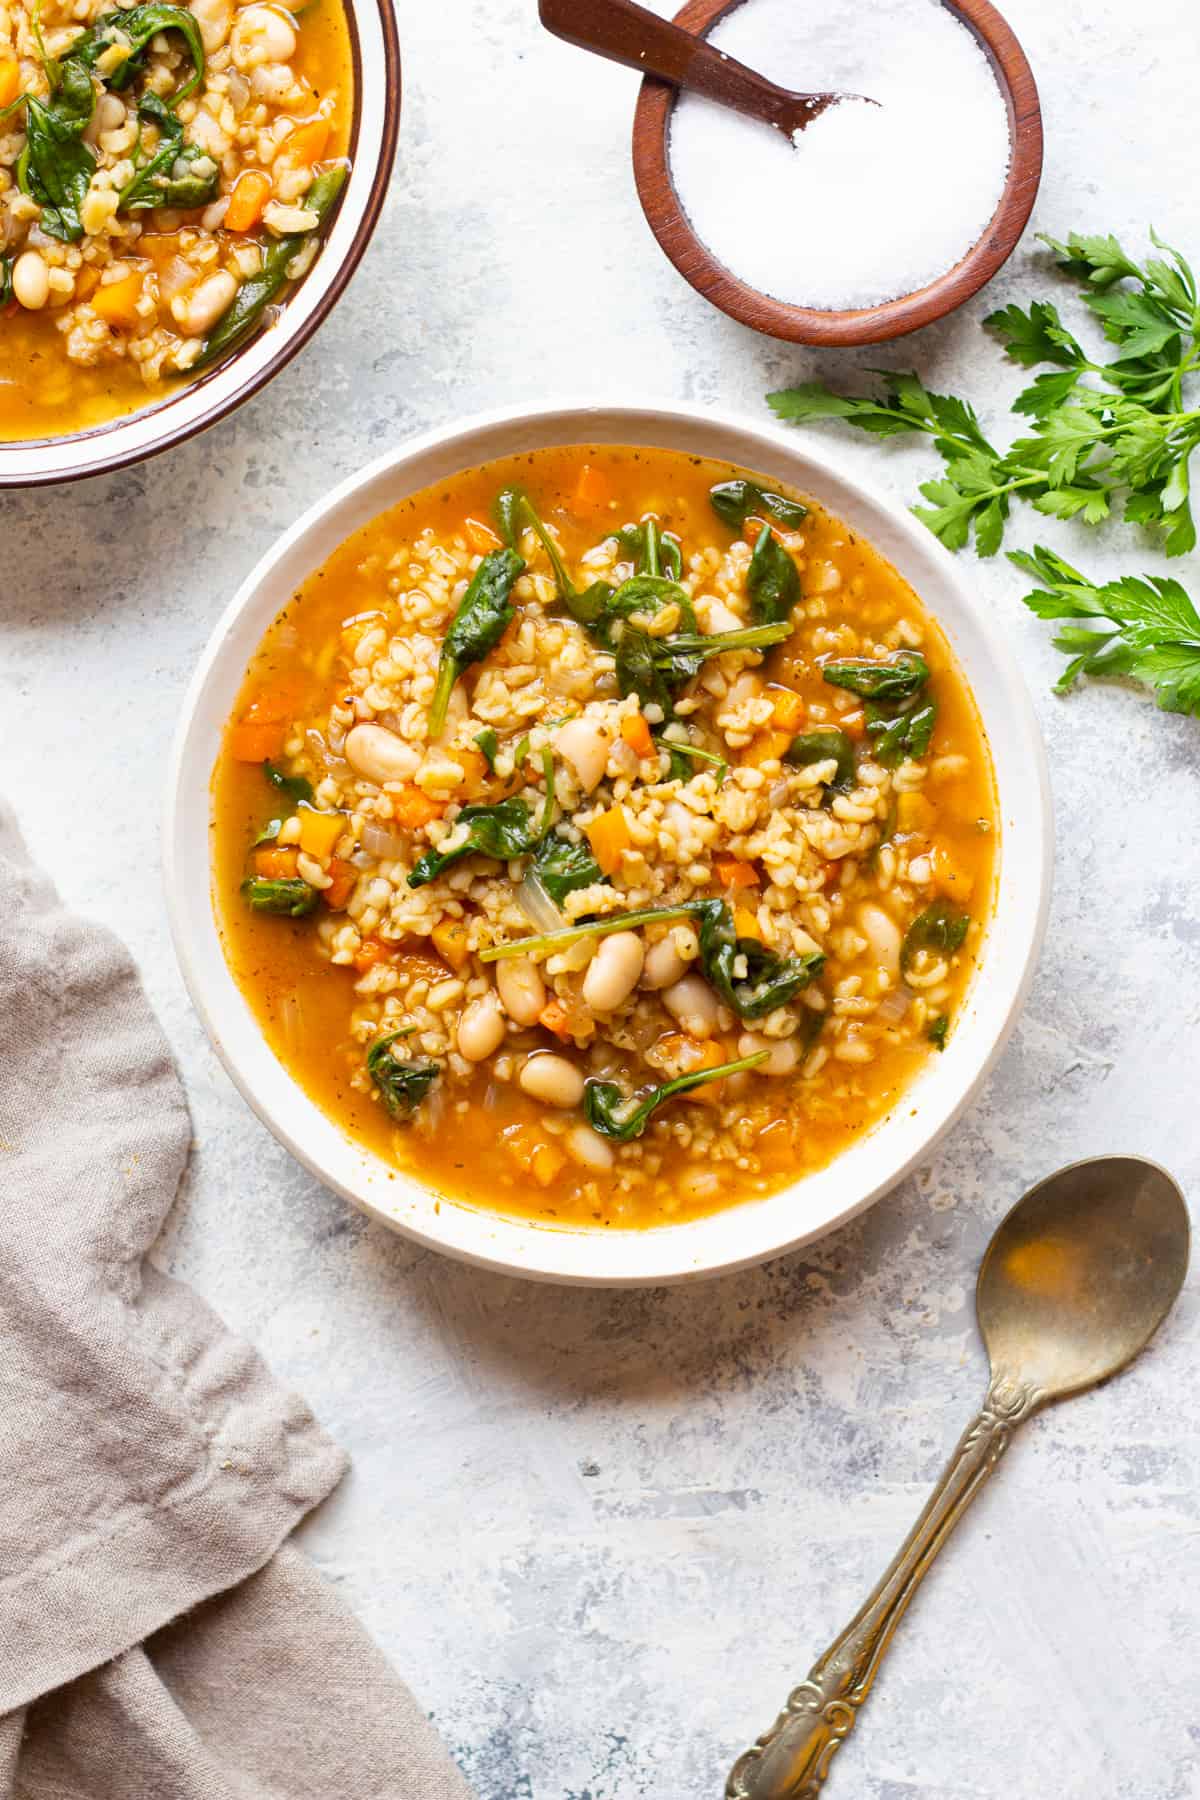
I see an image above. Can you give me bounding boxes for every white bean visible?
[172,269,237,336]
[737,1031,799,1077]
[344,723,420,784]
[190,0,233,50]
[566,1123,614,1172]
[12,252,49,312]
[858,903,903,977]
[662,974,718,1038]
[581,931,644,1013]
[554,715,613,793]
[641,933,688,991]
[457,993,505,1062]
[496,956,546,1027]
[519,1053,584,1109]
[231,3,296,68]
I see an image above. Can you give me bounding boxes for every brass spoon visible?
[727,1155,1191,1799]
[538,0,875,138]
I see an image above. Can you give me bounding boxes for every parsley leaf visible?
[1011,545,1200,713]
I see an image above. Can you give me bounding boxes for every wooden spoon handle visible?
[725,1373,1041,1798]
[538,0,797,134]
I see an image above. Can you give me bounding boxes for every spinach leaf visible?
[73,4,205,102]
[616,517,683,580]
[480,902,703,963]
[532,832,605,907]
[366,1033,439,1122]
[822,649,930,703]
[927,1015,950,1050]
[709,479,808,531]
[785,727,856,793]
[264,761,314,807]
[747,526,800,624]
[240,877,319,917]
[427,546,524,735]
[494,484,612,627]
[661,736,729,786]
[18,61,96,243]
[694,898,825,1019]
[650,621,794,688]
[195,165,347,369]
[408,750,554,887]
[584,1048,770,1142]
[118,91,218,210]
[901,901,970,972]
[600,574,697,639]
[868,699,937,767]
[474,728,499,771]
[614,624,676,717]
[0,257,11,308]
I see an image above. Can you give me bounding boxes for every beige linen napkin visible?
[0,799,471,1799]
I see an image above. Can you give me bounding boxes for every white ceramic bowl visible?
[166,401,1052,1285]
[0,0,399,487]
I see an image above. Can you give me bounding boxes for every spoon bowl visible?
[978,1154,1191,1403]
[728,1154,1190,1798]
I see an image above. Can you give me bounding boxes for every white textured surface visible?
[3,0,1199,1793]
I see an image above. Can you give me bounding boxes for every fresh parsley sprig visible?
[768,230,1200,559]
[1011,544,1200,714]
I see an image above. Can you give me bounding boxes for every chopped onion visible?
[876,984,913,1023]
[361,823,407,860]
[516,869,564,934]
[767,779,791,809]
[160,255,195,300]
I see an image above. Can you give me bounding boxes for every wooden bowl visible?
[632,0,1043,346]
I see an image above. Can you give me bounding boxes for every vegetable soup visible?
[0,0,352,441]
[213,446,997,1229]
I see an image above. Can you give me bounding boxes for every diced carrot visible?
[431,919,471,972]
[839,711,867,740]
[451,748,489,795]
[678,1037,728,1107]
[323,858,356,911]
[353,937,394,973]
[464,517,502,554]
[502,1123,566,1186]
[255,846,299,878]
[769,686,805,732]
[92,269,143,331]
[275,116,330,171]
[714,855,759,891]
[390,784,444,830]
[0,56,22,109]
[538,998,572,1039]
[756,1119,795,1172]
[620,712,655,759]
[571,462,611,513]
[242,690,293,725]
[230,719,286,762]
[224,168,272,232]
[821,860,841,889]
[896,792,937,833]
[931,844,975,903]
[586,804,633,876]
[733,905,763,942]
[74,267,100,302]
[297,809,345,859]
[740,730,792,769]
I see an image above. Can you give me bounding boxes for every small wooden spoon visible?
[538,0,874,137]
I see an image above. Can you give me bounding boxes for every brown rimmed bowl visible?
[632,0,1043,346]
[0,0,400,488]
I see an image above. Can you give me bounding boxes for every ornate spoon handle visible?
[726,1373,1041,1800]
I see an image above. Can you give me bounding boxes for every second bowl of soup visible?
[168,403,1051,1283]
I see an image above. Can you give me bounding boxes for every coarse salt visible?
[668,0,1012,312]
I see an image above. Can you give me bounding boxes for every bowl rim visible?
[0,0,401,488]
[631,0,1044,346]
[164,397,1053,1285]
